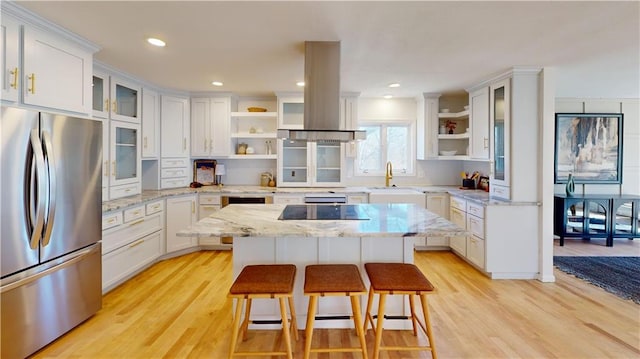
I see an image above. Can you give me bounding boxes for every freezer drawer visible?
[1,243,102,359]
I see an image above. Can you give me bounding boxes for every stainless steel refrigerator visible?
[1,106,103,359]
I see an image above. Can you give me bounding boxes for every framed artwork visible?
[193,159,216,185]
[554,113,623,184]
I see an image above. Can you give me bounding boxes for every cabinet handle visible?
[105,99,110,112]
[9,68,18,89]
[128,219,144,227]
[104,160,109,177]
[112,161,116,178]
[128,239,145,248]
[183,138,187,151]
[27,73,35,94]
[484,137,489,149]
[107,217,116,224]
[204,139,208,150]
[112,100,117,114]
[144,137,148,149]
[133,210,141,216]
[192,202,195,214]
[209,139,213,151]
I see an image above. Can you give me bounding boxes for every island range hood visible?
[277,41,366,142]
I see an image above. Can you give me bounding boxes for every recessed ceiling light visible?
[147,38,166,47]
[296,81,305,87]
[383,94,393,99]
[388,83,400,88]
[211,81,223,86]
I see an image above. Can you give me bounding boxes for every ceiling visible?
[16,1,640,99]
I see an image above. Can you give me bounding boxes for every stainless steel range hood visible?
[277,41,365,142]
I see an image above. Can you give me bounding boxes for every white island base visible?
[233,235,420,330]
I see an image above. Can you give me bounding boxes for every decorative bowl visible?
[439,150,457,156]
[247,107,267,112]
[441,108,450,113]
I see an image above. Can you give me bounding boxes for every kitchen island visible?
[179,203,466,329]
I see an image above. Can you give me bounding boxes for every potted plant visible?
[445,120,457,134]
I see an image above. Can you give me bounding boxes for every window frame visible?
[355,118,416,176]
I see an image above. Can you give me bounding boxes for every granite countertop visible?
[177,203,467,238]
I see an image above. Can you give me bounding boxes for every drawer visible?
[124,205,145,223]
[161,167,189,178]
[102,230,163,291]
[146,200,164,215]
[467,215,485,239]
[450,196,466,211]
[449,207,467,227]
[102,212,164,254]
[110,183,141,200]
[199,194,221,205]
[491,185,510,200]
[198,204,220,220]
[467,202,484,218]
[273,196,304,204]
[161,177,188,189]
[102,211,123,230]
[466,236,485,269]
[161,158,189,168]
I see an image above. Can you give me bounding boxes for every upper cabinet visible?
[277,94,304,129]
[191,96,235,157]
[489,78,511,196]
[141,88,159,159]
[437,109,469,159]
[161,95,190,158]
[277,139,344,187]
[417,93,471,160]
[469,87,490,160]
[92,71,141,123]
[1,8,95,114]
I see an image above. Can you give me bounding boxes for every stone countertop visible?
[177,203,467,238]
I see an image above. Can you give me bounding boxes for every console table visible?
[554,194,640,247]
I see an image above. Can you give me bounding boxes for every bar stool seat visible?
[363,262,438,359]
[228,264,298,359]
[303,264,368,359]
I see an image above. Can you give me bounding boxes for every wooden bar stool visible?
[363,262,438,359]
[228,264,298,359]
[303,264,368,359]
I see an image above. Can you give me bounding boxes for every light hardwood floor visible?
[32,249,639,359]
[554,237,640,256]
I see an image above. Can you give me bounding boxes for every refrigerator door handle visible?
[41,131,57,247]
[28,129,46,250]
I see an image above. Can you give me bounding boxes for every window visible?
[356,121,414,175]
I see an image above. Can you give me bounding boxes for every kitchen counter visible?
[177,203,466,238]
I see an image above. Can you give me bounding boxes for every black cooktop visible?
[278,205,370,220]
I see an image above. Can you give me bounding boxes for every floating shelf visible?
[230,132,277,138]
[438,110,469,118]
[226,154,277,160]
[231,111,277,117]
[437,155,470,160]
[438,133,470,140]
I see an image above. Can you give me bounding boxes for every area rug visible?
[553,256,640,304]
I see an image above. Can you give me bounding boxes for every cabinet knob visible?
[484,137,489,149]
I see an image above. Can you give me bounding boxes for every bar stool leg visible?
[278,297,293,359]
[228,297,245,359]
[287,296,299,341]
[420,294,438,359]
[350,296,369,359]
[363,286,375,333]
[409,294,418,336]
[240,298,252,341]
[303,296,318,359]
[373,293,387,359]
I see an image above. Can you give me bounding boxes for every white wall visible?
[555,99,640,195]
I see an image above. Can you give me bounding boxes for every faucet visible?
[385,161,393,187]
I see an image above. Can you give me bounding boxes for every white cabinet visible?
[422,193,450,248]
[141,88,159,158]
[197,194,223,247]
[273,194,305,204]
[1,14,20,103]
[449,196,486,271]
[277,139,344,187]
[448,206,467,255]
[108,120,141,199]
[101,201,165,293]
[161,95,190,188]
[1,11,93,114]
[277,94,304,129]
[229,111,278,159]
[417,93,470,160]
[416,94,439,160]
[191,96,235,157]
[489,78,511,198]
[469,86,490,159]
[437,110,470,159]
[347,193,368,204]
[166,195,198,253]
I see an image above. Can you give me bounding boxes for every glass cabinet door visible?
[314,141,342,184]
[110,121,140,186]
[490,78,510,187]
[280,139,309,185]
[278,97,304,129]
[92,72,109,119]
[110,78,141,123]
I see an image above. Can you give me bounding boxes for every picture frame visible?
[193,159,217,185]
[554,113,623,184]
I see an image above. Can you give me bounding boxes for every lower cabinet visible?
[448,206,467,255]
[420,193,450,249]
[198,194,223,247]
[101,200,165,293]
[449,195,486,271]
[166,194,198,252]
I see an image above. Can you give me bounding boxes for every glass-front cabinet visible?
[92,71,141,123]
[277,139,344,187]
[110,121,141,188]
[489,78,510,199]
[277,95,304,129]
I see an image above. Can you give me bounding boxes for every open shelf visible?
[230,111,277,117]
